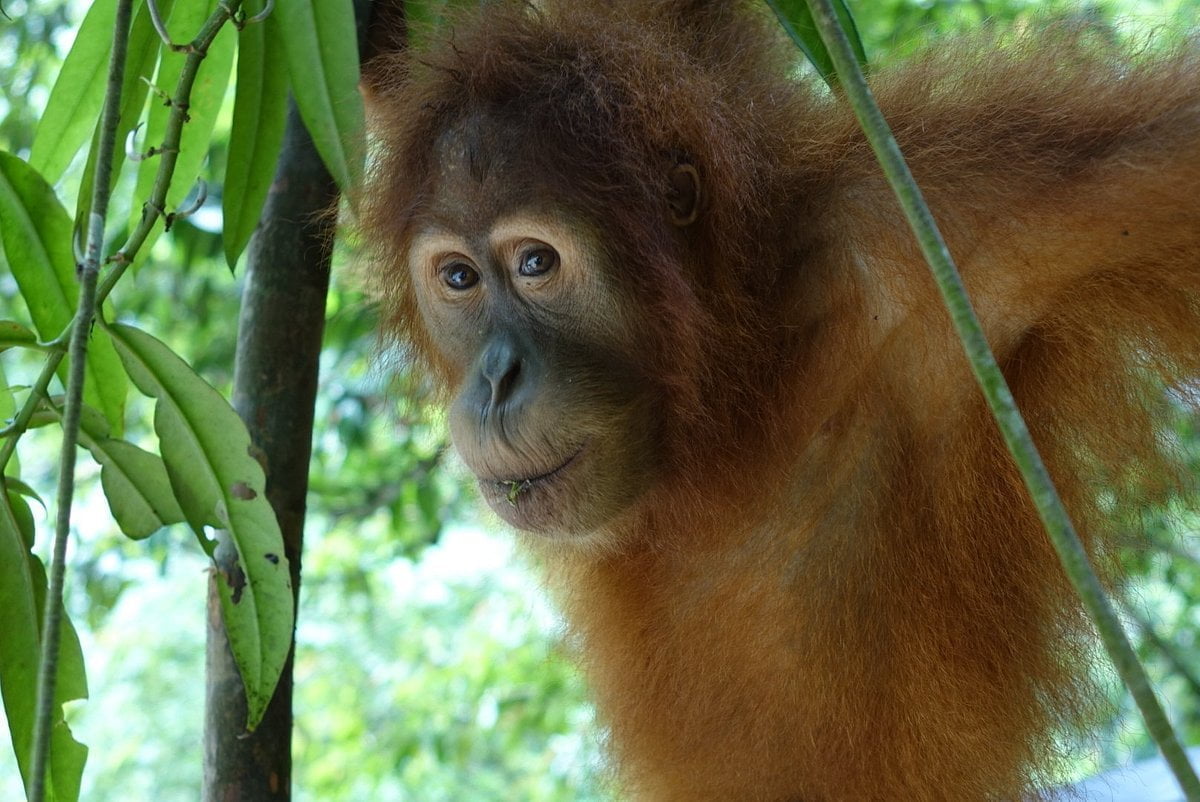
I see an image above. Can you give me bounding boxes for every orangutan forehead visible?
[419,114,587,237]
[434,114,502,184]
[433,110,551,183]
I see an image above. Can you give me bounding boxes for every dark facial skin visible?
[405,132,675,541]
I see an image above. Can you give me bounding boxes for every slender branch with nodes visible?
[0,0,252,469]
[19,2,252,798]
[25,0,134,798]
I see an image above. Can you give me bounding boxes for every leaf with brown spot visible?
[107,323,292,731]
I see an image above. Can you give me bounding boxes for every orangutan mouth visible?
[486,445,587,506]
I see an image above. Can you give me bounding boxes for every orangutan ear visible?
[667,163,702,227]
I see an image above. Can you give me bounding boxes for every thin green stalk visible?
[800,0,1200,796]
[27,0,133,798]
[26,2,245,799]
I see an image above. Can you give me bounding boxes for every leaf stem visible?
[27,0,133,798]
[801,0,1200,796]
[25,2,243,799]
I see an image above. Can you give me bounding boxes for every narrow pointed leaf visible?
[0,363,13,472]
[27,401,110,437]
[29,552,89,802]
[75,404,185,539]
[223,0,288,268]
[0,152,126,435]
[0,320,40,352]
[0,362,16,476]
[75,0,172,237]
[4,476,44,509]
[0,490,88,802]
[766,0,867,85]
[107,323,292,729]
[0,490,47,792]
[273,0,365,193]
[29,0,118,184]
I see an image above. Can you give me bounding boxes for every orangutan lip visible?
[487,444,586,488]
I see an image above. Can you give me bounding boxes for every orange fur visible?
[360,3,1200,799]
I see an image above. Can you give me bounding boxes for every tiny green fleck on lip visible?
[505,479,532,506]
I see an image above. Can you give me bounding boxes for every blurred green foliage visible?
[1,0,1199,799]
[852,0,1198,62]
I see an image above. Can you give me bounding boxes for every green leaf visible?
[0,490,89,802]
[27,400,110,437]
[0,492,49,793]
[6,489,35,548]
[0,320,42,353]
[223,0,289,269]
[75,0,171,238]
[30,555,89,802]
[29,0,118,184]
[0,152,127,436]
[75,405,185,539]
[0,364,13,474]
[765,0,868,87]
[107,323,292,730]
[273,0,365,193]
[130,0,236,262]
[0,361,16,476]
[4,476,44,511]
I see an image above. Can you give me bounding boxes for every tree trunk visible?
[200,93,336,802]
[201,3,391,797]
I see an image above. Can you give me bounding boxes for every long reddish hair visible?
[359,3,1200,798]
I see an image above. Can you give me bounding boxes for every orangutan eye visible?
[518,246,559,277]
[442,262,479,290]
